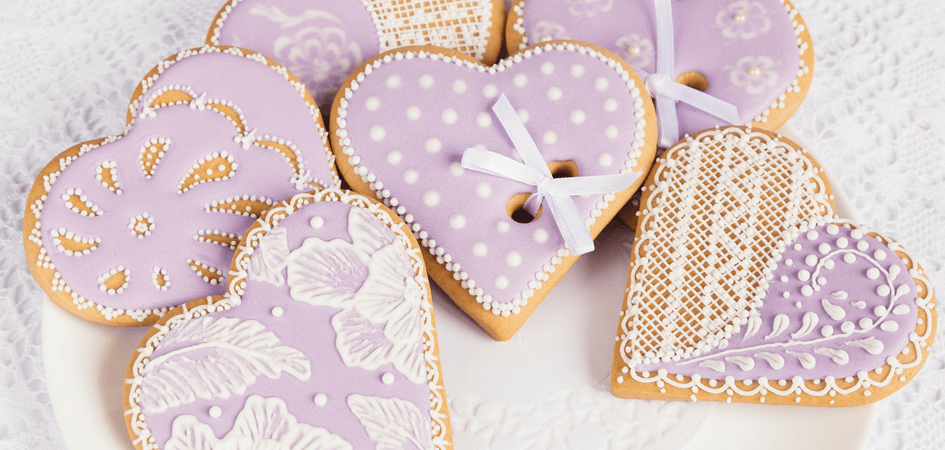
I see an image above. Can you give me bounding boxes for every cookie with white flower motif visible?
[612,127,937,406]
[23,46,338,326]
[124,188,451,450]
[208,0,507,119]
[330,43,657,340]
[508,0,813,135]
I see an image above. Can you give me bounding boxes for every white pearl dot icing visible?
[570,64,585,77]
[310,216,324,229]
[271,306,284,317]
[533,228,549,243]
[452,79,467,94]
[449,214,467,230]
[570,110,586,124]
[386,151,402,165]
[506,251,522,267]
[423,190,440,207]
[313,393,327,407]
[403,169,419,184]
[495,276,509,289]
[540,61,554,75]
[441,109,457,124]
[382,373,395,385]
[208,406,222,419]
[477,112,492,128]
[419,74,434,89]
[425,138,442,153]
[365,97,381,111]
[386,75,401,88]
[475,182,491,198]
[482,84,498,98]
[369,126,386,142]
[548,87,563,101]
[406,106,421,120]
[473,243,488,257]
[513,73,528,87]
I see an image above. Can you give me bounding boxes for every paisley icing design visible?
[509,0,814,132]
[611,127,937,406]
[208,0,505,117]
[23,46,337,325]
[329,43,657,340]
[124,189,451,450]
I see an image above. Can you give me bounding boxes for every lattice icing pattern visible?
[23,46,338,325]
[207,0,504,116]
[612,127,937,406]
[123,188,451,450]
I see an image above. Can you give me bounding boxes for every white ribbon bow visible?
[637,0,741,147]
[461,95,642,255]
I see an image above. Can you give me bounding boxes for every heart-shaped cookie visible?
[329,42,657,340]
[508,0,813,135]
[23,46,338,325]
[208,0,506,118]
[611,127,937,406]
[123,188,450,450]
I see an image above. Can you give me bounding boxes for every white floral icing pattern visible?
[531,21,570,41]
[727,56,779,94]
[348,394,434,450]
[566,0,614,18]
[164,395,352,450]
[249,6,364,111]
[716,0,772,40]
[614,34,655,69]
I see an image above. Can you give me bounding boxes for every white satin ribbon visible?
[461,95,642,255]
[638,0,741,147]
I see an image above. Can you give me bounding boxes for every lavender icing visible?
[129,193,445,449]
[332,43,653,326]
[32,48,336,321]
[515,0,805,134]
[635,223,919,380]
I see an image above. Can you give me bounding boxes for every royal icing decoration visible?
[612,127,937,406]
[329,43,657,340]
[208,0,505,117]
[23,46,338,325]
[124,188,450,450]
[509,0,814,141]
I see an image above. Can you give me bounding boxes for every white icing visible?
[311,216,325,229]
[419,74,434,89]
[406,106,421,121]
[208,406,221,419]
[366,97,381,111]
[513,73,528,87]
[570,110,586,124]
[533,229,549,244]
[599,153,614,167]
[495,276,509,289]
[475,182,491,198]
[605,125,619,139]
[790,311,818,339]
[787,351,816,370]
[892,304,910,315]
[765,314,790,339]
[547,87,563,101]
[449,214,466,230]
[164,396,351,450]
[543,130,557,145]
[821,298,846,321]
[370,126,386,142]
[847,337,885,355]
[506,251,522,267]
[452,79,467,94]
[880,321,899,332]
[248,226,290,287]
[570,64,585,77]
[725,356,755,371]
[347,395,433,450]
[743,314,763,340]
[441,109,457,124]
[594,77,609,91]
[754,352,785,370]
[813,348,850,365]
[422,190,440,207]
[699,360,726,373]
[314,393,328,407]
[604,98,618,112]
[139,316,311,415]
[476,112,492,128]
[403,169,419,184]
[473,243,488,257]
[382,373,395,385]
[821,325,834,337]
[449,163,464,177]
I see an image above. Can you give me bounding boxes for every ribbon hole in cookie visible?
[675,71,709,92]
[548,160,579,179]
[506,192,544,224]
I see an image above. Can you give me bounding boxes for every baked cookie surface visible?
[612,127,936,406]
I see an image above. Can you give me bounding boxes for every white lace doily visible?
[1,1,944,449]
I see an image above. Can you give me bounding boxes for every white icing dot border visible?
[333,43,650,317]
[24,45,338,324]
[614,127,935,404]
[122,188,450,450]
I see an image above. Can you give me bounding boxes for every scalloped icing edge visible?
[206,0,507,66]
[327,41,658,340]
[122,187,451,450]
[611,127,937,406]
[505,0,815,131]
[22,45,339,326]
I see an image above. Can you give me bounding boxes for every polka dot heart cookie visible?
[208,0,506,119]
[508,0,814,137]
[124,188,450,450]
[612,127,937,406]
[330,43,657,340]
[23,46,338,326]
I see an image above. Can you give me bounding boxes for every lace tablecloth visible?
[1,0,943,449]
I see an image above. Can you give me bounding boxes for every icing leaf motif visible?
[814,348,850,365]
[725,355,755,371]
[347,394,434,450]
[285,238,370,308]
[846,337,885,355]
[791,311,819,339]
[821,298,846,321]
[754,352,785,370]
[165,396,352,450]
[742,314,762,341]
[764,314,790,340]
[139,316,310,414]
[787,351,816,370]
[699,360,725,373]
[249,226,290,286]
